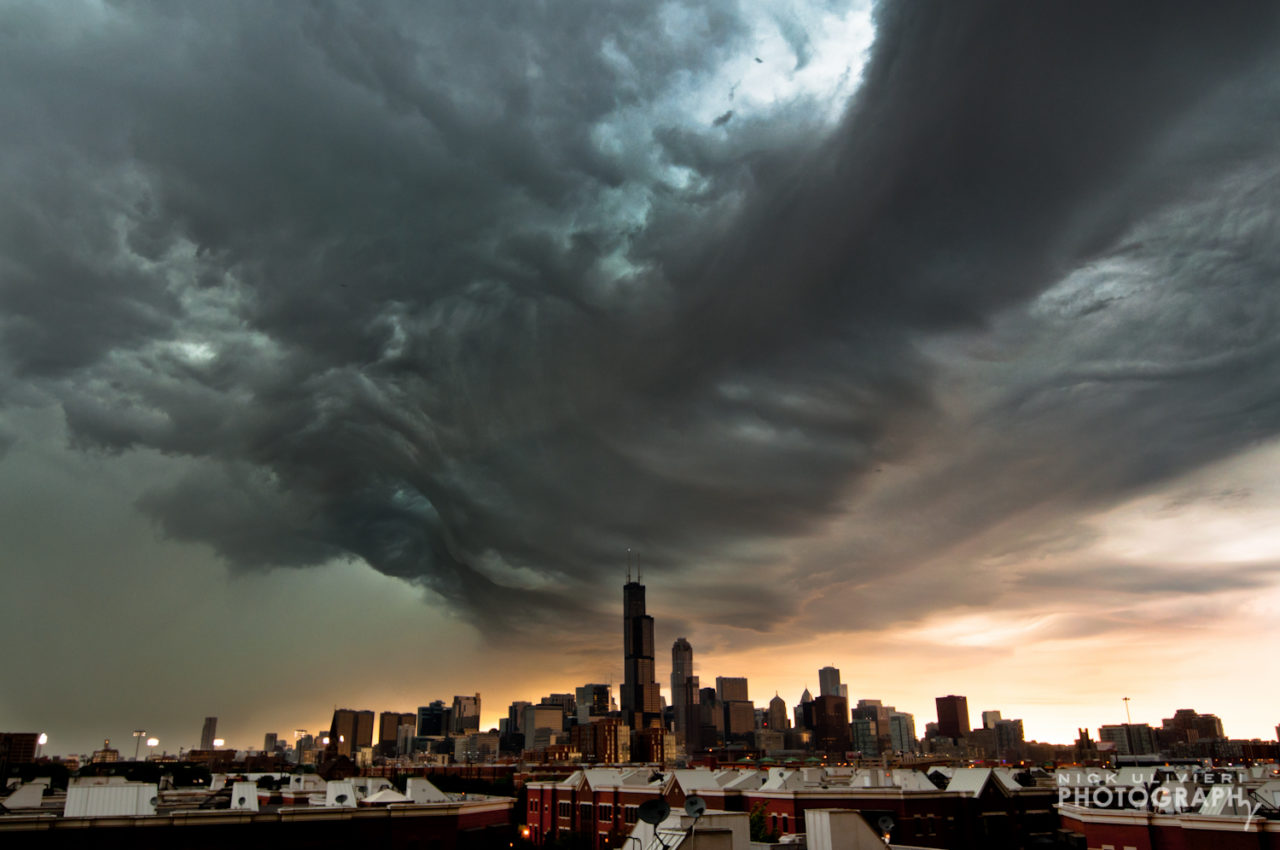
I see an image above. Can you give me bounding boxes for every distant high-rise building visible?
[542,693,576,716]
[818,666,842,698]
[889,712,917,752]
[575,685,612,725]
[853,699,894,753]
[356,711,374,748]
[379,712,411,743]
[634,726,676,763]
[379,711,414,755]
[328,708,375,758]
[1075,728,1098,761]
[454,732,499,764]
[522,704,566,751]
[812,695,851,753]
[982,710,1002,730]
[716,677,749,702]
[699,686,723,746]
[1099,723,1158,756]
[851,717,878,755]
[671,638,694,743]
[723,699,756,742]
[0,733,39,765]
[767,694,789,732]
[451,694,481,734]
[713,677,752,742]
[994,718,1025,759]
[1160,708,1225,745]
[395,723,416,757]
[507,701,532,735]
[417,701,448,736]
[621,575,661,729]
[680,677,701,751]
[200,717,218,750]
[935,695,970,740]
[795,687,814,731]
[570,717,631,763]
[294,731,314,763]
[263,732,278,752]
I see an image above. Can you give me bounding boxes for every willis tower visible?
[621,569,662,730]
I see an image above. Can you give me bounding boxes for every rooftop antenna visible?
[626,548,632,583]
[1123,696,1132,725]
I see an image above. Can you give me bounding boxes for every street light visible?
[146,738,159,760]
[213,738,225,749]
[36,733,47,759]
[132,730,147,761]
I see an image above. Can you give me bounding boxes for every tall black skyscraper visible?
[621,573,661,729]
[936,694,970,740]
[671,637,694,744]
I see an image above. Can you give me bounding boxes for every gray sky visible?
[3,0,1280,754]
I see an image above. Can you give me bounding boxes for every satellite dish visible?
[335,793,348,804]
[877,814,895,833]
[684,796,706,819]
[237,797,247,806]
[638,798,671,825]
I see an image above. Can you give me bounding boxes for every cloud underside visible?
[2,1,1279,639]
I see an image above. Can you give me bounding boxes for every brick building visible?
[524,765,1058,849]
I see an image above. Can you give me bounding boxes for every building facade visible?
[621,577,661,730]
[671,638,694,744]
[936,695,971,740]
[451,694,481,734]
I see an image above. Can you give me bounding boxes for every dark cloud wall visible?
[2,0,1279,641]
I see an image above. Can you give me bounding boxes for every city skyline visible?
[3,1,1280,758]
[18,607,1272,756]
[30,683,1255,759]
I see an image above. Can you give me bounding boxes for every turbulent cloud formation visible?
[2,0,1279,654]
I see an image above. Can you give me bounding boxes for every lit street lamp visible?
[132,730,147,761]
[146,737,159,759]
[212,738,225,749]
[36,733,47,759]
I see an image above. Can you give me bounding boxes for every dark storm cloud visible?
[1016,563,1280,597]
[804,156,1280,617]
[2,0,1279,638]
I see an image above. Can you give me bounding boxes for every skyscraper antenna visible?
[626,547,631,583]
